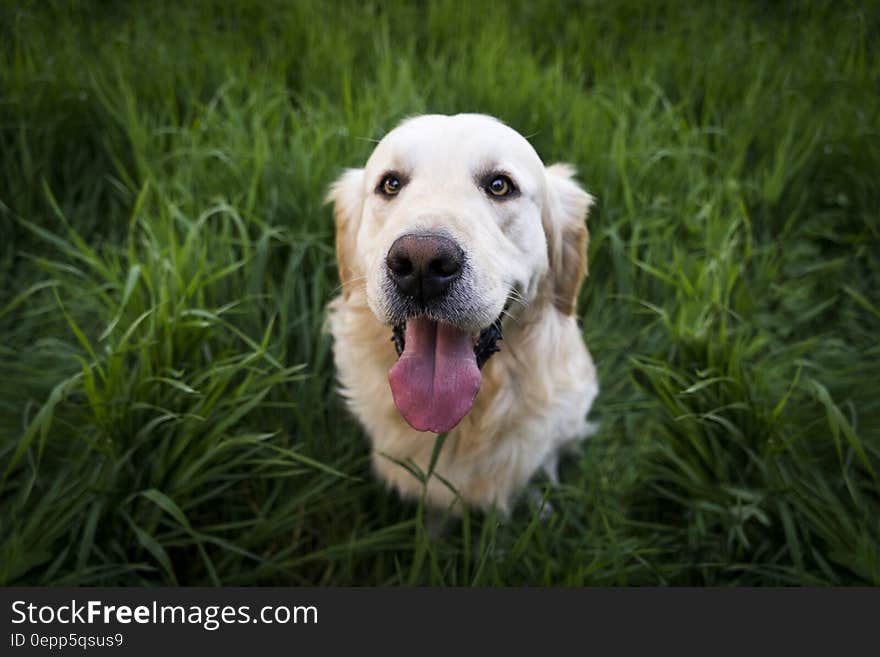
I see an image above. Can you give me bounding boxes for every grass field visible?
[1,0,878,586]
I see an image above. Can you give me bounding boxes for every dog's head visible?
[328,114,592,433]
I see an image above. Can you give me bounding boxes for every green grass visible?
[1,0,878,585]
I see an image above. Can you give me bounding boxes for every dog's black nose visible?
[386,233,464,305]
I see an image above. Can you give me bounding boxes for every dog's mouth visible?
[387,314,504,434]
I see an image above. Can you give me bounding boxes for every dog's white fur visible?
[326,114,598,512]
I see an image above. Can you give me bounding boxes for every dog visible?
[326,114,598,513]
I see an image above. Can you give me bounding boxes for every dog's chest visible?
[329,296,597,509]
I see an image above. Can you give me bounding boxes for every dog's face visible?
[329,114,592,434]
[359,114,550,333]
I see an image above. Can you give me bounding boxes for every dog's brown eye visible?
[487,175,513,197]
[381,174,402,196]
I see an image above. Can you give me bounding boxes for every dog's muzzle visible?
[382,231,508,434]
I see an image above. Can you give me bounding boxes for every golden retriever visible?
[326,114,598,512]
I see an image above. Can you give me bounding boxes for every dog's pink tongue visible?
[388,317,481,433]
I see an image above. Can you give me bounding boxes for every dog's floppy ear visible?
[326,168,365,298]
[542,163,593,316]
